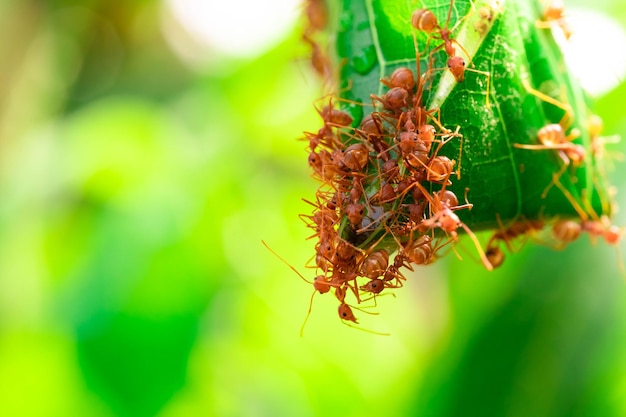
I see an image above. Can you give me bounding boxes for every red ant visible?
[581,216,623,246]
[315,98,354,128]
[411,5,467,82]
[514,80,584,198]
[552,219,581,246]
[331,270,391,335]
[302,33,333,84]
[412,3,490,81]
[360,249,389,279]
[381,67,416,92]
[413,179,494,270]
[412,2,494,108]
[303,0,327,34]
[485,216,545,268]
[536,0,573,40]
[587,114,622,216]
[371,87,411,114]
[550,176,624,276]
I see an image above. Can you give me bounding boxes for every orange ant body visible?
[582,217,623,246]
[338,303,358,323]
[515,123,583,166]
[317,100,353,128]
[485,217,544,268]
[361,249,389,279]
[291,2,543,333]
[343,143,369,171]
[552,219,581,245]
[514,80,584,198]
[411,2,494,108]
[371,87,410,114]
[411,2,469,82]
[303,0,327,33]
[426,155,455,184]
[381,67,416,91]
[398,234,434,267]
[536,0,573,40]
[302,33,333,83]
[417,183,494,270]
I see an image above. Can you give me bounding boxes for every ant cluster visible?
[279,0,622,332]
[290,3,499,332]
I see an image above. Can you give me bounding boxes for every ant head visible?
[374,183,397,205]
[317,238,335,260]
[408,202,426,222]
[398,131,419,153]
[418,124,436,144]
[315,253,331,272]
[308,151,323,171]
[360,278,385,294]
[447,56,466,82]
[485,246,505,268]
[335,238,358,262]
[338,303,358,323]
[304,0,328,31]
[604,225,623,245]
[346,203,366,225]
[382,159,399,181]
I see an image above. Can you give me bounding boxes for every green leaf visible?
[332,0,610,233]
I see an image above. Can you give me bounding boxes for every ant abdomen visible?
[411,9,438,33]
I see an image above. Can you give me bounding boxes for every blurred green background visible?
[1,1,626,416]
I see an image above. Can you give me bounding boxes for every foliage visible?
[334,0,609,230]
[0,1,624,417]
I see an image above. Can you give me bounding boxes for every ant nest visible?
[293,0,621,332]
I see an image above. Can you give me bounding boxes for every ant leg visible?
[341,320,391,336]
[466,67,492,108]
[458,221,494,270]
[262,240,316,285]
[551,174,589,221]
[540,151,570,198]
[522,79,574,127]
[300,290,317,337]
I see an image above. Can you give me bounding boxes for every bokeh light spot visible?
[563,8,626,96]
[165,0,300,59]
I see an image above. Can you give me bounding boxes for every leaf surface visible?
[333,0,609,231]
